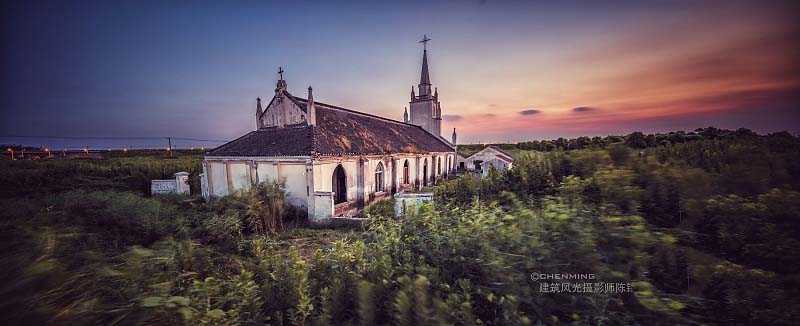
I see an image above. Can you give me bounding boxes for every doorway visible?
[332,165,347,204]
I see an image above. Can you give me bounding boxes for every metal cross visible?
[278,66,284,79]
[419,34,431,50]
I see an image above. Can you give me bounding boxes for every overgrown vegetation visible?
[2,128,799,325]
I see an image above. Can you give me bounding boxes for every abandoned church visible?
[201,40,457,221]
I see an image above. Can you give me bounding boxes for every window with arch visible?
[423,158,428,186]
[437,157,441,175]
[403,160,410,184]
[332,164,347,204]
[375,162,385,192]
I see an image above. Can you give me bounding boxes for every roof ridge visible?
[290,95,412,127]
[205,130,255,155]
[486,145,515,159]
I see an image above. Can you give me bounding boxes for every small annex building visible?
[202,42,457,221]
[457,146,515,176]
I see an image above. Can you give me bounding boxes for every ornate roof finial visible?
[275,66,287,93]
[404,107,409,123]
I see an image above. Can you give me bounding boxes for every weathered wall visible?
[204,158,311,209]
[458,148,513,173]
[208,162,228,197]
[228,162,251,192]
[260,93,308,128]
[313,159,359,202]
[205,151,456,220]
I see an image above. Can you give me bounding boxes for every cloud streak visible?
[519,109,541,115]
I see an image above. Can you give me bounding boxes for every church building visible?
[202,38,457,221]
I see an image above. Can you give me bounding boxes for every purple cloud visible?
[573,106,598,113]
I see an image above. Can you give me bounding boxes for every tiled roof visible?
[205,126,313,156]
[487,146,515,161]
[207,96,453,157]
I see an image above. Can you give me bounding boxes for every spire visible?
[416,35,433,97]
[452,128,457,145]
[403,107,408,123]
[419,35,431,85]
[420,49,431,85]
[411,86,415,100]
[434,87,438,98]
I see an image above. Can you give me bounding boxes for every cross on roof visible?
[419,34,431,50]
[278,66,284,80]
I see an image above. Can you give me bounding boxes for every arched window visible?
[403,160,410,184]
[332,165,347,204]
[423,158,428,186]
[375,162,385,192]
[437,157,442,175]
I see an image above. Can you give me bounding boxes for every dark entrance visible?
[423,159,428,186]
[391,160,397,193]
[332,165,347,204]
[403,160,410,184]
[474,160,483,172]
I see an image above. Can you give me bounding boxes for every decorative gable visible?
[259,92,308,128]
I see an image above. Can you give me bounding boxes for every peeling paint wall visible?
[209,162,228,197]
[457,148,514,173]
[204,158,310,209]
[204,151,456,221]
[260,93,307,128]
[228,162,251,192]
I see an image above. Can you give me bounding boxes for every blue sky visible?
[2,0,798,148]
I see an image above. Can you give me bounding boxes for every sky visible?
[1,0,799,148]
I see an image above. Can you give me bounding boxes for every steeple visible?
[408,34,442,137]
[420,49,431,85]
[417,35,432,97]
[452,128,457,145]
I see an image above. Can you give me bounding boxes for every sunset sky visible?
[2,0,798,147]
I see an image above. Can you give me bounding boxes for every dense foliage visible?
[2,128,799,325]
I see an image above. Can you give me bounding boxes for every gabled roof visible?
[207,95,454,157]
[487,146,515,161]
[462,146,515,162]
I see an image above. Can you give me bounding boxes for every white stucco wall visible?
[256,163,279,183]
[205,158,310,209]
[280,163,309,207]
[228,162,251,192]
[204,151,456,220]
[458,147,514,173]
[209,162,228,197]
[313,160,359,202]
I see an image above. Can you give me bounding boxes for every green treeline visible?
[1,128,798,325]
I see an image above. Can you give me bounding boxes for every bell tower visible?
[408,35,442,136]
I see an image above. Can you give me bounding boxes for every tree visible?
[608,143,631,166]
